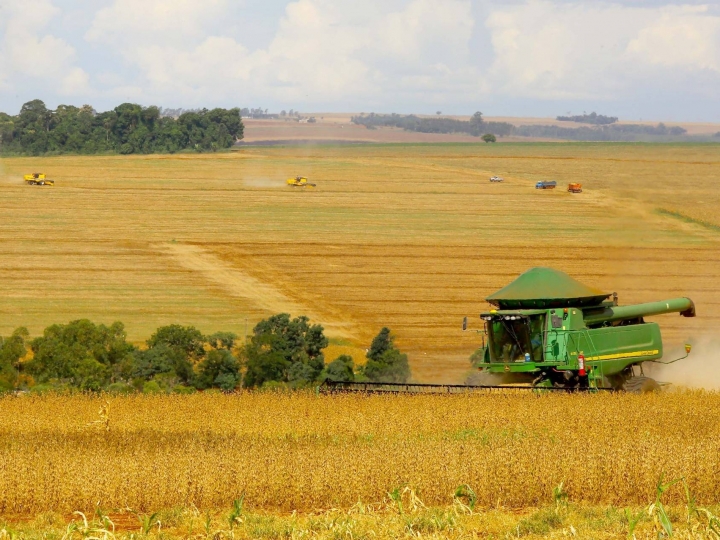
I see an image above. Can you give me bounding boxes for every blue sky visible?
[0,0,718,121]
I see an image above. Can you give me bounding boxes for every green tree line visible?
[0,315,410,393]
[351,112,690,141]
[513,122,687,141]
[556,112,618,125]
[0,100,244,156]
[351,112,514,137]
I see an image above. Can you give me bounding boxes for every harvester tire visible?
[622,376,660,393]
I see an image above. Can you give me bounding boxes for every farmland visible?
[1,391,720,539]
[2,142,720,537]
[1,143,719,381]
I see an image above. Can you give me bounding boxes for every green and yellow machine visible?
[471,267,695,391]
[322,267,695,394]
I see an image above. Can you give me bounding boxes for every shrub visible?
[143,380,162,394]
[324,355,356,382]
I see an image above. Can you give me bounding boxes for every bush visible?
[143,380,163,394]
[107,382,134,394]
[324,355,356,382]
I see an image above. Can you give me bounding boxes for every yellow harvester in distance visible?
[24,173,55,186]
[286,176,316,187]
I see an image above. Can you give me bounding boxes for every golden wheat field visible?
[1,143,720,381]
[1,391,720,539]
[2,140,720,537]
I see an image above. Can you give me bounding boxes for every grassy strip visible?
[2,499,719,539]
[657,208,720,232]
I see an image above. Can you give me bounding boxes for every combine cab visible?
[287,176,316,188]
[568,183,583,193]
[24,173,54,186]
[473,267,695,392]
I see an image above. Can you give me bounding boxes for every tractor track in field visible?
[159,242,361,341]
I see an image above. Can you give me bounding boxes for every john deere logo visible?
[504,365,510,372]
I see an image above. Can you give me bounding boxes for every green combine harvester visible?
[470,267,695,392]
[323,267,695,394]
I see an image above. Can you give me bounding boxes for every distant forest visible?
[0,100,244,156]
[352,112,690,141]
[352,112,515,137]
[556,112,618,125]
[514,122,687,140]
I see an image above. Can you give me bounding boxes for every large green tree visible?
[143,324,207,385]
[362,327,411,383]
[0,327,30,391]
[27,320,135,390]
[243,314,328,388]
[196,349,242,390]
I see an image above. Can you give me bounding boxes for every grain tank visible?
[473,267,695,391]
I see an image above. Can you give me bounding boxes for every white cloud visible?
[627,6,720,72]
[86,0,231,46]
[83,0,475,106]
[0,0,90,98]
[60,67,91,95]
[1,0,720,119]
[6,35,76,78]
[485,1,720,100]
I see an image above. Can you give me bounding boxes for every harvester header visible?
[24,173,54,186]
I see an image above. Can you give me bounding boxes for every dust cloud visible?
[242,177,285,188]
[0,161,18,185]
[0,176,25,185]
[646,337,720,390]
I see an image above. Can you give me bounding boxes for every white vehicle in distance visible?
[489,176,504,182]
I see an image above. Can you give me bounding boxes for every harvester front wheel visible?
[622,376,660,393]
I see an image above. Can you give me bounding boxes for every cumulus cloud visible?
[86,0,231,46]
[82,0,475,106]
[627,6,720,72]
[0,0,90,98]
[60,67,92,95]
[485,1,720,101]
[1,0,719,119]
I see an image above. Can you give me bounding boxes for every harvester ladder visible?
[564,329,604,388]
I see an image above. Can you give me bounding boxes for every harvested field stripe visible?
[160,242,360,340]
